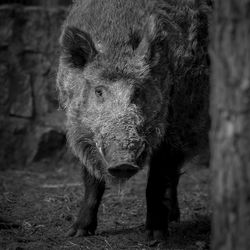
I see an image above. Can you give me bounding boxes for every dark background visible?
[0,0,71,6]
[0,1,73,168]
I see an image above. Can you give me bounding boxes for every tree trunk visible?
[210,1,250,250]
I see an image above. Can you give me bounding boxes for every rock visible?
[32,127,66,162]
[9,73,33,118]
[0,117,30,167]
[0,5,70,168]
[0,63,10,115]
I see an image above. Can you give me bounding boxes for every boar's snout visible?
[108,162,139,178]
[106,141,146,178]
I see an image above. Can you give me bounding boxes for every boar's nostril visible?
[108,163,139,178]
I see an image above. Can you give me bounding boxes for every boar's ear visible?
[136,15,156,59]
[60,26,97,68]
[135,15,162,67]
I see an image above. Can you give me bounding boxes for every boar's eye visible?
[134,88,141,98]
[132,87,142,102]
[95,86,105,103]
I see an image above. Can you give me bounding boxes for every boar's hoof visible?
[66,225,95,237]
[146,229,168,246]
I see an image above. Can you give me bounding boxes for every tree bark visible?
[210,1,250,250]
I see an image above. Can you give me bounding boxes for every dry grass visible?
[0,161,210,249]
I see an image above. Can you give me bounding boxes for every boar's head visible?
[57,17,172,180]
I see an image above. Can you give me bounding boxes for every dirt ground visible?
[0,159,211,250]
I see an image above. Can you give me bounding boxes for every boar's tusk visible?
[96,144,109,167]
[136,142,146,158]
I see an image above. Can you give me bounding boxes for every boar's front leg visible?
[67,167,105,237]
[146,145,184,242]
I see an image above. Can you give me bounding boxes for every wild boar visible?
[57,0,211,242]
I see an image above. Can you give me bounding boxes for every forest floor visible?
[0,160,211,250]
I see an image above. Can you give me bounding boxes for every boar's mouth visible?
[96,142,147,179]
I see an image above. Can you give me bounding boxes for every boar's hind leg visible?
[67,167,105,237]
[146,146,184,241]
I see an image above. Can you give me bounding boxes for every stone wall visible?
[0,1,72,6]
[0,5,72,168]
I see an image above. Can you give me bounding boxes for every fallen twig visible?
[41,183,82,189]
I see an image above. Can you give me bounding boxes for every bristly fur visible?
[56,0,212,240]
[57,0,212,179]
